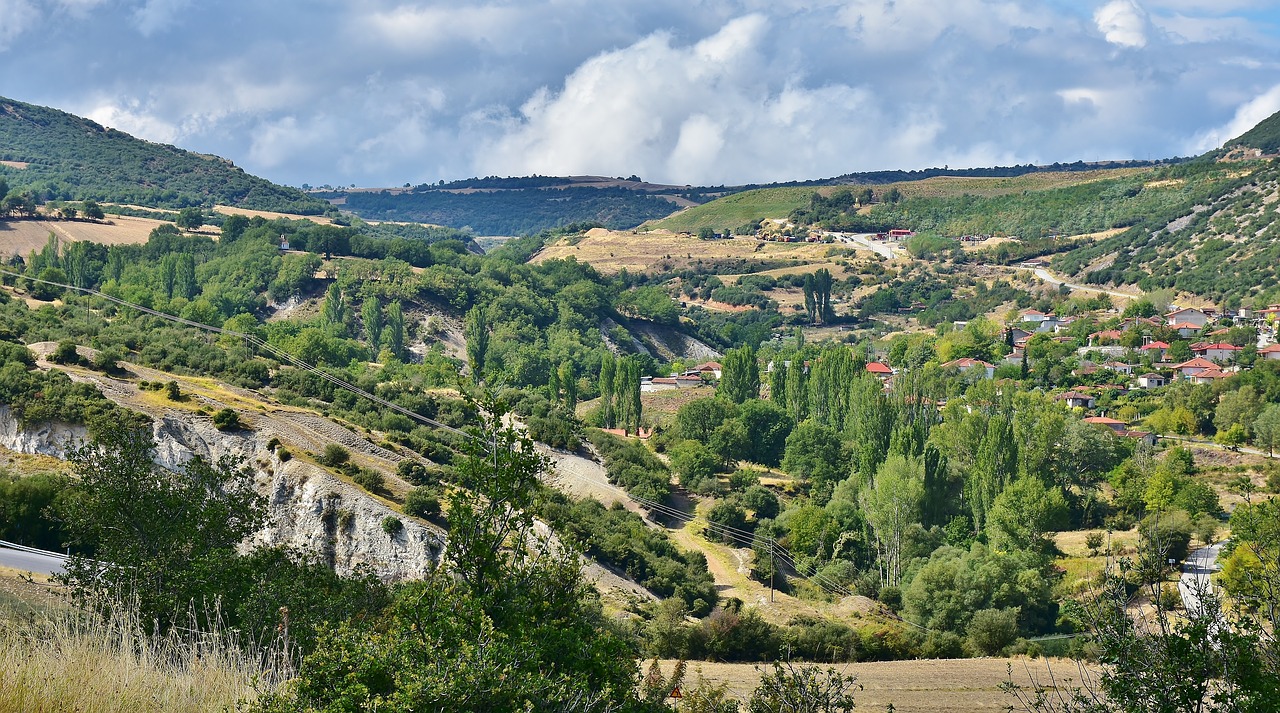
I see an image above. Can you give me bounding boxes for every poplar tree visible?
[384,300,405,361]
[362,296,383,353]
[464,304,489,381]
[599,353,616,429]
[718,346,760,404]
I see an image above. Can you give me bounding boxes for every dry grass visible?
[214,205,333,225]
[0,606,268,713]
[0,216,163,258]
[653,657,1092,712]
[531,228,838,275]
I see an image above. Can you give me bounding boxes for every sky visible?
[4,1,1280,188]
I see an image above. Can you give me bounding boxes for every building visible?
[1140,341,1170,360]
[1058,391,1096,409]
[1168,322,1203,338]
[1084,416,1127,432]
[1172,357,1218,378]
[1165,307,1210,329]
[866,361,894,377]
[1259,344,1280,361]
[685,361,723,379]
[1088,330,1124,346]
[1189,368,1232,385]
[1191,343,1243,362]
[941,358,995,379]
[1137,373,1168,389]
[640,375,707,392]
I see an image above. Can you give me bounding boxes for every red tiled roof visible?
[942,358,993,368]
[1260,344,1280,354]
[1169,322,1202,330]
[1141,341,1170,350]
[1173,357,1217,370]
[1193,342,1241,351]
[866,362,893,374]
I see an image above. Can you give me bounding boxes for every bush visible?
[165,381,183,401]
[967,608,1019,656]
[397,459,436,485]
[706,500,752,546]
[742,485,779,520]
[319,444,351,467]
[277,448,292,462]
[1085,531,1105,555]
[212,408,242,431]
[381,515,403,536]
[403,486,441,519]
[92,347,126,374]
[51,340,81,365]
[353,469,386,494]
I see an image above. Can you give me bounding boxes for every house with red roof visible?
[685,361,723,379]
[1172,357,1217,377]
[1166,307,1210,328]
[1084,416,1127,432]
[1137,373,1168,389]
[1259,343,1280,361]
[865,361,894,377]
[1189,368,1232,385]
[1191,342,1242,362]
[1140,341,1170,360]
[1088,329,1125,346]
[941,358,995,379]
[1168,322,1203,338]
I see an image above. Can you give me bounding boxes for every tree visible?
[1216,385,1263,438]
[384,300,405,361]
[58,421,265,630]
[175,207,204,231]
[362,296,383,353]
[212,408,242,431]
[781,420,846,492]
[1253,403,1280,455]
[322,282,346,333]
[558,360,577,408]
[719,346,761,403]
[80,200,105,220]
[31,267,68,300]
[465,304,490,381]
[986,476,1068,553]
[737,399,793,467]
[599,353,616,429]
[860,453,924,587]
[671,440,720,493]
[747,659,857,713]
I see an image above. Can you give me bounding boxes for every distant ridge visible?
[0,96,327,214]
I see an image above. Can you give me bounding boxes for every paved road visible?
[0,545,66,576]
[1029,267,1143,300]
[826,232,900,259]
[1179,541,1224,615]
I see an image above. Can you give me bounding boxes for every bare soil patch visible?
[531,229,837,275]
[0,160,28,169]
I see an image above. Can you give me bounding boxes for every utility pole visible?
[769,540,775,603]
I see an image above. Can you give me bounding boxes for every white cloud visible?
[132,0,190,37]
[1095,0,1148,48]
[0,0,40,50]
[85,101,179,144]
[364,3,528,52]
[1189,83,1280,152]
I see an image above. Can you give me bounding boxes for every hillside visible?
[1226,107,1280,154]
[0,96,328,213]
[327,176,689,235]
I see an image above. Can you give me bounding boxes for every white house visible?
[1137,373,1168,389]
[1192,342,1242,362]
[941,358,995,379]
[1166,307,1210,328]
[1058,391,1096,409]
[1259,344,1280,361]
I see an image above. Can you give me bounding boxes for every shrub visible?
[742,485,779,520]
[728,468,761,490]
[403,486,441,519]
[165,381,183,401]
[51,340,81,365]
[1085,531,1105,556]
[319,444,351,467]
[212,408,242,431]
[381,515,403,536]
[397,459,435,485]
[353,469,386,494]
[277,448,292,462]
[967,608,1019,656]
[92,347,125,374]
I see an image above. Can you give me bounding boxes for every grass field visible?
[531,228,850,275]
[648,168,1152,233]
[653,657,1092,712]
[0,216,164,257]
[214,204,333,224]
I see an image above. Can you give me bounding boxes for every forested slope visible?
[0,96,327,213]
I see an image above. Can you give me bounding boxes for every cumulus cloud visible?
[2,0,1280,187]
[1095,0,1149,48]
[0,0,40,50]
[1189,83,1280,152]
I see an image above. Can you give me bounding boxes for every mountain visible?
[1225,108,1280,155]
[0,96,328,214]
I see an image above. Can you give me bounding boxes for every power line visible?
[4,267,858,600]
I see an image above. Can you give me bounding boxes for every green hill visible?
[1226,109,1280,154]
[0,96,328,214]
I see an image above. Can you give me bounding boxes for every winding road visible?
[1027,267,1143,301]
[0,540,66,576]
[1179,541,1225,616]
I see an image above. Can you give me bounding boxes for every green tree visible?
[465,304,490,381]
[781,420,846,492]
[362,296,383,353]
[986,476,1068,553]
[671,439,720,493]
[58,421,265,630]
[175,207,204,231]
[747,660,858,713]
[322,282,347,333]
[719,346,761,404]
[81,200,105,220]
[737,399,793,467]
[1253,403,1280,455]
[599,353,616,429]
[861,453,925,587]
[558,360,578,408]
[1216,385,1264,438]
[384,300,405,361]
